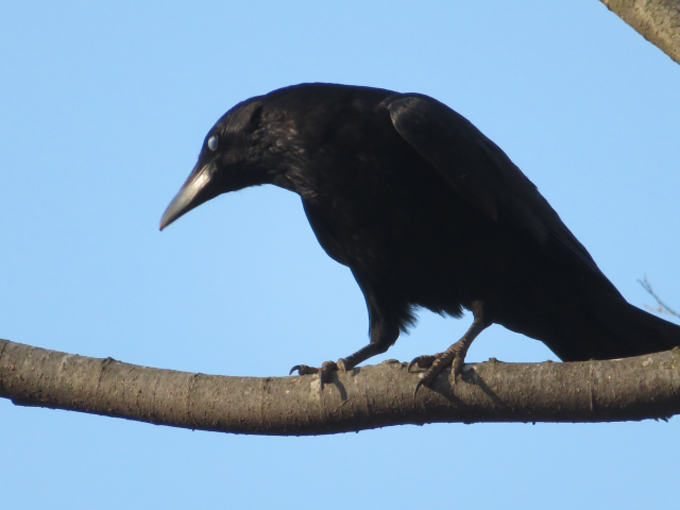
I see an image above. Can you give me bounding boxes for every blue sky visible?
[2,1,679,508]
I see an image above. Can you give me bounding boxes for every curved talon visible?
[412,351,463,397]
[413,377,427,397]
[289,364,320,376]
[412,356,445,396]
[408,355,437,373]
[290,361,340,388]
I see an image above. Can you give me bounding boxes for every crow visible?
[160,83,680,392]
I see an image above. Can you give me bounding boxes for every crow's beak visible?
[159,163,215,230]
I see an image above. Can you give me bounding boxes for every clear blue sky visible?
[2,2,679,508]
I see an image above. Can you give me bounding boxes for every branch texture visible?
[1,339,679,435]
[601,0,680,65]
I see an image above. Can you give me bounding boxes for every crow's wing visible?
[384,93,611,284]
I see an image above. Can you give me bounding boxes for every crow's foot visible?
[290,359,350,388]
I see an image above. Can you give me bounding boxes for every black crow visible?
[160,83,680,391]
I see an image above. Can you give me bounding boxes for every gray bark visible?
[601,0,680,65]
[2,339,679,434]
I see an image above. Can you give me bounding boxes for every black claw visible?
[290,364,321,376]
[413,377,427,397]
[290,361,341,389]
[408,355,437,373]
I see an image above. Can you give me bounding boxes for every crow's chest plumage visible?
[296,140,505,313]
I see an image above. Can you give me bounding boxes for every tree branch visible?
[600,0,680,65]
[2,339,679,433]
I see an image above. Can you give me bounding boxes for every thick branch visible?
[600,0,680,65]
[1,339,679,434]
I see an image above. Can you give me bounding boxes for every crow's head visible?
[159,96,294,230]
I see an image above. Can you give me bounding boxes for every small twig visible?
[638,275,680,318]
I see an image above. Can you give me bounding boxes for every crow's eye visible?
[207,135,219,151]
